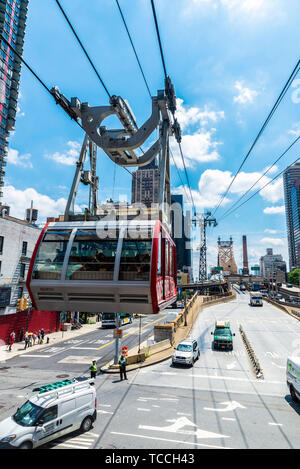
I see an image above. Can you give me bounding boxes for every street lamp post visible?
[138,315,142,354]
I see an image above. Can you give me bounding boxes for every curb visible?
[100,350,174,374]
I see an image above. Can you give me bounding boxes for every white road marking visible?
[22,355,52,358]
[99,404,111,408]
[55,442,90,449]
[222,418,236,422]
[137,408,151,412]
[97,409,113,415]
[110,432,233,449]
[58,355,101,364]
[71,347,100,350]
[268,422,283,427]
[204,401,246,413]
[139,416,229,439]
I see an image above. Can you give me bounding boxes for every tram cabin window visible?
[33,230,71,280]
[67,230,118,281]
[119,231,152,282]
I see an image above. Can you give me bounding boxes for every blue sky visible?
[3,0,300,272]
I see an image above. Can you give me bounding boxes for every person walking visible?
[89,360,97,379]
[37,331,41,344]
[41,328,45,342]
[8,333,14,352]
[32,332,37,346]
[119,354,127,381]
[24,332,29,350]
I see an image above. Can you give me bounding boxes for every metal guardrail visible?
[239,325,263,379]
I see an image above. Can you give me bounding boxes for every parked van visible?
[286,357,300,403]
[0,378,97,449]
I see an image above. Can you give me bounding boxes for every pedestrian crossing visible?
[48,431,99,450]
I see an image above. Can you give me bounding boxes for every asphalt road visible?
[1,294,300,449]
[2,312,170,374]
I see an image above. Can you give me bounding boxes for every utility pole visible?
[114,313,121,365]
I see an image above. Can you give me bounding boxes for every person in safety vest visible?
[89,360,97,379]
[119,354,127,381]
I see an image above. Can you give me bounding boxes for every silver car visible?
[172,339,200,367]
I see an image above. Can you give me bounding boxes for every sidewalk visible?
[0,322,102,362]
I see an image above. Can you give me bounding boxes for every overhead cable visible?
[212,58,300,217]
[55,0,111,99]
[115,0,152,99]
[219,134,300,219]
[218,154,300,222]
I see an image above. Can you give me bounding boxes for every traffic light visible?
[16,297,28,311]
[17,298,24,311]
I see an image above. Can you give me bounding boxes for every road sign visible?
[251,266,260,271]
[215,267,224,271]
[113,329,123,338]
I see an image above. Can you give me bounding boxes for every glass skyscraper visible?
[283,162,300,270]
[0,0,29,201]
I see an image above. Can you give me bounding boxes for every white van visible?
[250,292,263,306]
[0,378,97,449]
[286,357,300,403]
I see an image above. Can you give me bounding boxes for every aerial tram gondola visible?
[27,82,179,314]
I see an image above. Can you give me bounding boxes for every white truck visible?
[286,357,300,402]
[250,291,263,306]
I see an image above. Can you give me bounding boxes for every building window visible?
[17,286,23,299]
[19,263,26,279]
[0,236,3,254]
[22,241,27,256]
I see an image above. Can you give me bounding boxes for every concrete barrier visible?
[140,339,171,356]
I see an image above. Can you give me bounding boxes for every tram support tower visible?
[217,237,238,275]
[195,212,217,281]
[50,81,177,230]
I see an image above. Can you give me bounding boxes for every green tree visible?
[288,269,300,285]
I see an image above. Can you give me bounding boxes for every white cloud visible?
[259,178,283,203]
[259,237,285,246]
[170,98,224,169]
[176,98,225,131]
[234,81,258,104]
[3,184,82,221]
[7,148,33,169]
[183,0,284,22]
[45,141,81,166]
[174,167,284,212]
[265,229,278,234]
[288,122,300,137]
[16,106,25,118]
[263,206,285,215]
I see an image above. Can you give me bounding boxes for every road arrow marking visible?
[204,401,246,413]
[139,416,229,439]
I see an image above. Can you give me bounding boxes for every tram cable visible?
[115,0,152,99]
[219,133,300,220]
[55,0,111,99]
[150,0,197,217]
[218,153,300,223]
[212,58,300,217]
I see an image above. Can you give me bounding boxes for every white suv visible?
[172,339,200,367]
[0,378,97,449]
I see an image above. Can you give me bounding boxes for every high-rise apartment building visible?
[283,163,300,270]
[0,0,29,201]
[131,159,160,206]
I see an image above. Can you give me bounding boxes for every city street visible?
[1,293,300,449]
